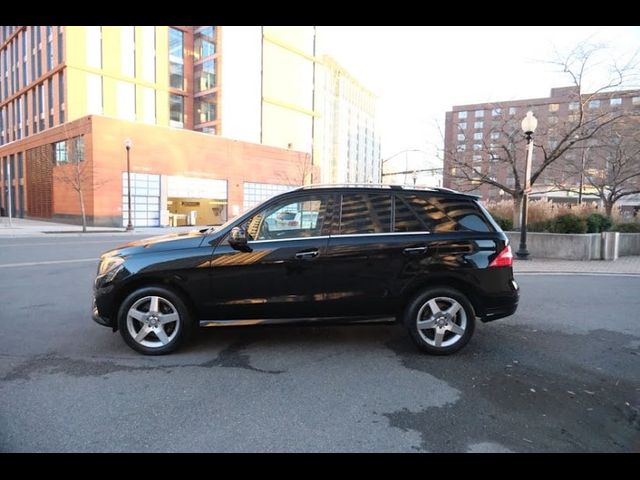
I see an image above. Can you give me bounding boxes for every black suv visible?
[93,185,519,355]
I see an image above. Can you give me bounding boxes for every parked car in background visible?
[93,184,519,355]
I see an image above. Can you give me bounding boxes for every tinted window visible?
[394,195,434,232]
[396,194,492,233]
[339,193,391,234]
[245,195,328,241]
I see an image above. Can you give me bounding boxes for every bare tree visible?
[53,136,91,232]
[275,151,314,187]
[443,42,639,227]
[551,117,640,216]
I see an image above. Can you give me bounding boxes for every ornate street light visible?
[124,138,134,231]
[516,111,538,260]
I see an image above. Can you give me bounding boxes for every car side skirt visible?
[200,315,396,327]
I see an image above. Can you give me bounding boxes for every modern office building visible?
[313,55,381,184]
[443,86,640,203]
[0,26,319,226]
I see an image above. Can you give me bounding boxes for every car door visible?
[207,193,335,320]
[323,192,443,318]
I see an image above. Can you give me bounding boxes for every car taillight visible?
[489,245,513,268]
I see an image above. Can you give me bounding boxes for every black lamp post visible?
[124,138,134,231]
[516,111,538,260]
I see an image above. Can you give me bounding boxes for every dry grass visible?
[484,198,638,224]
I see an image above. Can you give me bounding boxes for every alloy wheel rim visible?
[416,296,467,348]
[126,295,180,348]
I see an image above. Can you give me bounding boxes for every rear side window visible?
[339,193,392,234]
[395,194,493,233]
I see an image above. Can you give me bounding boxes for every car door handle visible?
[295,249,319,260]
[403,246,428,256]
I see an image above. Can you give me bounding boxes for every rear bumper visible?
[482,300,519,322]
[480,278,519,323]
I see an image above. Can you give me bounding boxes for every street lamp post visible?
[124,138,134,231]
[516,111,537,260]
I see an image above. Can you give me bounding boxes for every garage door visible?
[122,172,161,227]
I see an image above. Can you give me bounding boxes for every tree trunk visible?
[78,187,87,233]
[512,194,523,229]
[604,199,614,217]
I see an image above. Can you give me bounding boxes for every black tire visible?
[117,286,192,355]
[403,287,476,355]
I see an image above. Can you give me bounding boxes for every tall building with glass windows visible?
[0,26,319,226]
[314,55,381,184]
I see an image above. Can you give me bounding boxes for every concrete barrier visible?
[619,233,640,256]
[505,231,640,260]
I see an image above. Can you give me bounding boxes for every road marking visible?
[0,258,97,268]
[517,272,640,277]
[0,239,143,247]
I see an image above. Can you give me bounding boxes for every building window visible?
[473,132,482,140]
[194,59,216,92]
[140,26,156,83]
[457,133,465,142]
[457,144,466,152]
[457,122,466,131]
[548,103,559,112]
[194,26,216,61]
[169,94,184,127]
[457,111,467,120]
[474,110,484,118]
[47,79,53,127]
[509,107,516,115]
[121,26,135,77]
[195,94,217,124]
[549,116,558,124]
[474,121,483,129]
[492,108,501,117]
[473,143,482,151]
[54,141,67,164]
[473,154,482,162]
[568,101,579,110]
[72,136,85,162]
[46,28,53,70]
[141,87,156,124]
[633,97,640,105]
[588,99,600,109]
[57,26,63,64]
[86,73,102,114]
[610,98,622,106]
[38,83,45,130]
[243,182,296,211]
[86,26,102,69]
[116,81,136,121]
[490,131,500,140]
[169,28,184,90]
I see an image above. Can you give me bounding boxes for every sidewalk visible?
[0,217,198,237]
[513,256,640,275]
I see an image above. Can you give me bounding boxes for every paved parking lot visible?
[0,235,638,452]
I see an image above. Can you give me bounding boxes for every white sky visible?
[316,26,640,175]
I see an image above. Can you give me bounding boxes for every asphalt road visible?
[0,235,639,452]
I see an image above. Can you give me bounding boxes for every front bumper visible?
[92,292,115,328]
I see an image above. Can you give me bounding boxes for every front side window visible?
[339,193,391,235]
[53,141,67,164]
[245,195,328,241]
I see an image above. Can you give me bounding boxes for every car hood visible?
[101,230,208,258]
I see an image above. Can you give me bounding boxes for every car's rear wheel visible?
[404,287,475,355]
[117,286,191,355]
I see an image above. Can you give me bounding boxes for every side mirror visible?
[229,227,250,251]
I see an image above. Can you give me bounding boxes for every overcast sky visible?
[316,26,640,176]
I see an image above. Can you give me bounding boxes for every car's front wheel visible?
[117,286,191,355]
[404,287,475,355]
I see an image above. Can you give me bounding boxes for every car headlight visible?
[98,256,125,282]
